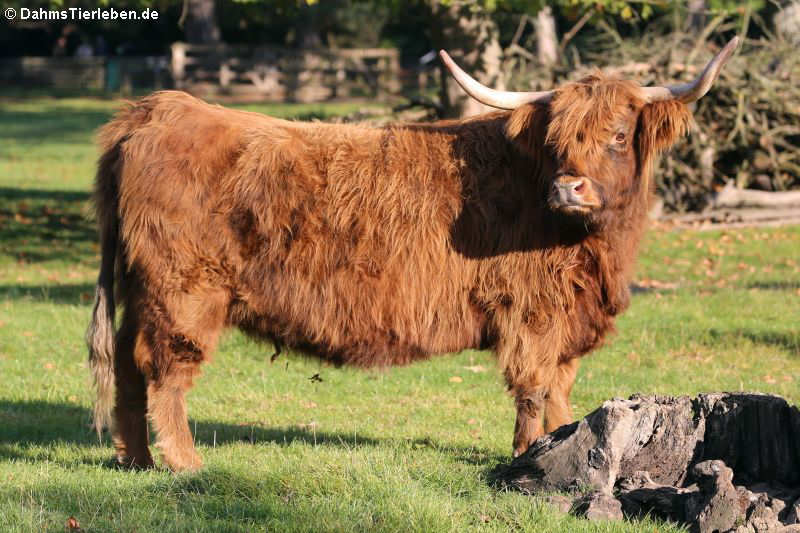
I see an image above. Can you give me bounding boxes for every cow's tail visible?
[86,142,122,438]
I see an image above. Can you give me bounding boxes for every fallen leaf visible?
[479,514,491,523]
[449,376,463,383]
[467,418,477,425]
[463,365,487,373]
[22,331,34,337]
[66,516,82,531]
[14,212,32,224]
[763,375,777,384]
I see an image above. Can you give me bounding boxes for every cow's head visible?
[440,37,738,226]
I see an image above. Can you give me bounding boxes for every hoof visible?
[161,450,203,472]
[115,453,155,470]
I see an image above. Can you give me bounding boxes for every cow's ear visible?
[637,100,693,158]
[505,103,549,157]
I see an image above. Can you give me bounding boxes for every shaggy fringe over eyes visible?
[504,75,692,174]
[545,75,645,160]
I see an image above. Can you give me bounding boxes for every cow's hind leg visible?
[112,312,153,468]
[544,358,579,433]
[146,348,204,472]
[142,292,227,472]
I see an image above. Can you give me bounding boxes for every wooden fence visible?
[0,56,169,91]
[0,45,436,102]
[170,43,403,101]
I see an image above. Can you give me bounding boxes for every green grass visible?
[0,95,798,532]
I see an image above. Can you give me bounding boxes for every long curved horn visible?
[642,36,740,104]
[439,50,553,110]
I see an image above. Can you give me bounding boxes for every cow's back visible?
[105,92,489,366]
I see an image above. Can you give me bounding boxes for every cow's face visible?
[546,78,644,220]
[506,77,693,226]
[545,76,693,224]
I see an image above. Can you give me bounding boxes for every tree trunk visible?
[495,393,800,532]
[429,0,505,118]
[534,6,558,66]
[184,0,220,45]
[688,0,707,35]
[711,181,800,209]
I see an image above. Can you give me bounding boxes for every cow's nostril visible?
[573,180,586,194]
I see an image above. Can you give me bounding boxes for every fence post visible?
[171,42,187,89]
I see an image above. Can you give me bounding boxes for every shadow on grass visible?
[747,280,800,291]
[0,399,503,468]
[0,282,94,304]
[0,463,433,531]
[0,107,110,145]
[0,187,95,264]
[706,328,800,355]
[0,188,91,203]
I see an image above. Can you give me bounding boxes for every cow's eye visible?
[614,132,626,144]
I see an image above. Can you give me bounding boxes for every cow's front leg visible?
[509,379,547,458]
[544,358,580,433]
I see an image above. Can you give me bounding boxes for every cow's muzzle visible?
[549,176,602,214]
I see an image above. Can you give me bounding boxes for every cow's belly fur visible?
[224,225,490,368]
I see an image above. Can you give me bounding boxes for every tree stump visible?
[496,393,800,532]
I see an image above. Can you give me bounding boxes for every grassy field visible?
[0,95,798,532]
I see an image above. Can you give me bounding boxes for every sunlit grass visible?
[0,95,797,532]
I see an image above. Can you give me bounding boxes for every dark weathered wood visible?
[495,393,800,532]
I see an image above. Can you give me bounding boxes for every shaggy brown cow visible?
[87,38,738,471]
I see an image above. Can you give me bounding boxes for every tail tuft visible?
[86,280,115,436]
[86,144,121,439]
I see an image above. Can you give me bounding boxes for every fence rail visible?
[0,56,169,91]
[0,45,429,103]
[170,43,402,101]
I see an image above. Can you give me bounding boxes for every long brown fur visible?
[86,77,692,470]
